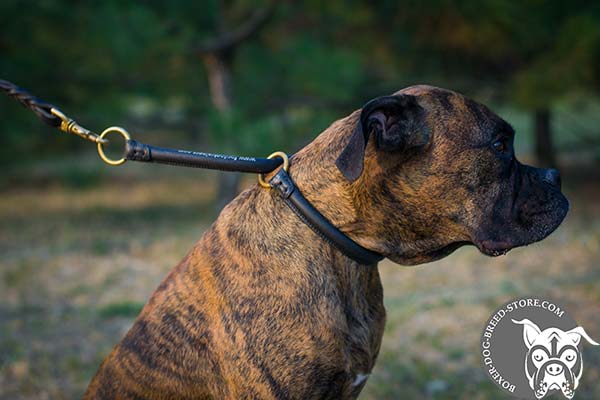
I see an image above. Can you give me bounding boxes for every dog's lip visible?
[391,241,471,265]
[475,239,514,257]
[425,241,471,259]
[549,383,561,391]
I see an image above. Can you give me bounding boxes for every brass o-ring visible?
[258,151,289,188]
[97,127,131,166]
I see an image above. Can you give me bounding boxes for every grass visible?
[98,301,145,318]
[0,153,599,399]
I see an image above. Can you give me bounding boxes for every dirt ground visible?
[0,159,599,399]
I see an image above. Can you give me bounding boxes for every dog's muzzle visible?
[533,358,576,399]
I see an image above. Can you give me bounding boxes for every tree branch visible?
[195,1,276,55]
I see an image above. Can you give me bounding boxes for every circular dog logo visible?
[480,297,599,399]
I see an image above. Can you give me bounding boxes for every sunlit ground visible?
[0,155,598,399]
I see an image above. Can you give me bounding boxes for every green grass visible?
[98,301,144,318]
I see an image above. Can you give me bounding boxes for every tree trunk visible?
[202,53,233,113]
[533,108,557,168]
[202,52,241,212]
[197,2,276,213]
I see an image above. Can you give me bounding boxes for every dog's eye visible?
[562,350,577,362]
[532,349,547,363]
[492,138,509,153]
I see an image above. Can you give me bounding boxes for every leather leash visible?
[1,79,383,265]
[124,139,281,173]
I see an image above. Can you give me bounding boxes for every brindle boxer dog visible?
[84,85,568,399]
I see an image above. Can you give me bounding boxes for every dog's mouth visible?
[389,241,471,265]
[429,240,515,259]
[394,239,518,265]
[548,383,562,391]
[426,241,471,259]
[475,239,516,257]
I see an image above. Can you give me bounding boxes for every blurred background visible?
[1,1,599,399]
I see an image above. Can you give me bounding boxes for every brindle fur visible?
[84,86,568,399]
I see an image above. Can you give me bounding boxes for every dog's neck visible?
[284,110,470,265]
[190,147,386,376]
[285,110,390,257]
[198,177,382,339]
[202,111,381,289]
[137,112,387,389]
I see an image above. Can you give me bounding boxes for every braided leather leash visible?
[0,79,62,127]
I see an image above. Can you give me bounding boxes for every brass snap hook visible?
[97,127,131,166]
[50,108,108,144]
[258,151,289,188]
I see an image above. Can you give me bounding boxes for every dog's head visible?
[512,319,599,399]
[335,85,569,265]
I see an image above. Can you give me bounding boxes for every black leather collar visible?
[269,168,384,265]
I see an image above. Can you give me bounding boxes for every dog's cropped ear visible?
[335,94,430,182]
[565,326,600,347]
[512,319,542,349]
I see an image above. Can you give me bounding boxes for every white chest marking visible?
[352,373,369,387]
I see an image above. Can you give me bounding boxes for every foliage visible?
[1,1,599,164]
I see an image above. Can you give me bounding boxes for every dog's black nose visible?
[546,363,564,376]
[542,168,561,189]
